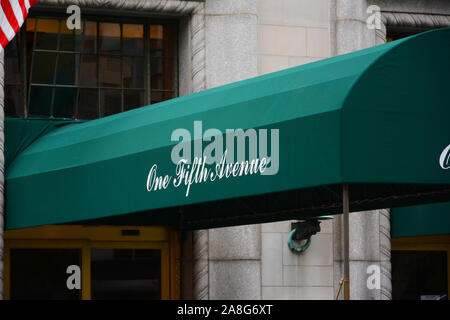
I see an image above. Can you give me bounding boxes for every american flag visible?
[0,0,38,51]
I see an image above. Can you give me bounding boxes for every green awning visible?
[391,202,450,238]
[4,117,79,170]
[5,28,450,230]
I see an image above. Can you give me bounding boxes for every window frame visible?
[7,12,179,119]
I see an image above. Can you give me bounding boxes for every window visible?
[4,15,177,119]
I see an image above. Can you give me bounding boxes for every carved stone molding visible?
[379,208,392,300]
[192,229,209,300]
[375,14,388,46]
[382,11,450,28]
[37,0,203,15]
[190,4,206,93]
[375,11,450,59]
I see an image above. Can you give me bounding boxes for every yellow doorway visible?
[4,225,180,300]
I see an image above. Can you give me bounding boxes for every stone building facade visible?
[0,0,449,299]
[182,0,450,301]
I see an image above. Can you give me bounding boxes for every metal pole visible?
[343,183,350,300]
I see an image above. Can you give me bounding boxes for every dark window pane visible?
[10,249,81,300]
[5,85,24,117]
[123,56,144,89]
[150,24,174,57]
[5,55,21,85]
[82,21,97,53]
[5,37,21,85]
[53,87,77,118]
[78,88,98,119]
[4,38,24,116]
[123,24,144,56]
[99,23,120,54]
[101,89,122,116]
[124,90,145,111]
[75,27,83,52]
[100,56,121,88]
[32,52,57,84]
[56,53,78,85]
[35,18,59,50]
[151,58,173,90]
[29,85,53,116]
[80,55,98,87]
[91,249,161,300]
[151,91,173,104]
[59,21,75,51]
[26,19,36,84]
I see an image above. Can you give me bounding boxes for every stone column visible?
[188,1,210,301]
[329,0,391,300]
[208,225,261,299]
[330,0,380,55]
[204,0,258,88]
[333,209,391,300]
[202,0,259,300]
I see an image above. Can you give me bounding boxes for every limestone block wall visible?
[258,0,334,300]
[258,0,330,75]
[261,220,334,299]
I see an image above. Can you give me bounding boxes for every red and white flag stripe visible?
[0,0,38,51]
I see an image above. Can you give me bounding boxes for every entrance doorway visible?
[392,235,450,300]
[4,226,180,300]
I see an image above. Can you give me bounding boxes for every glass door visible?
[4,226,177,300]
[391,235,450,300]
[9,248,82,300]
[392,250,448,300]
[91,248,162,300]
